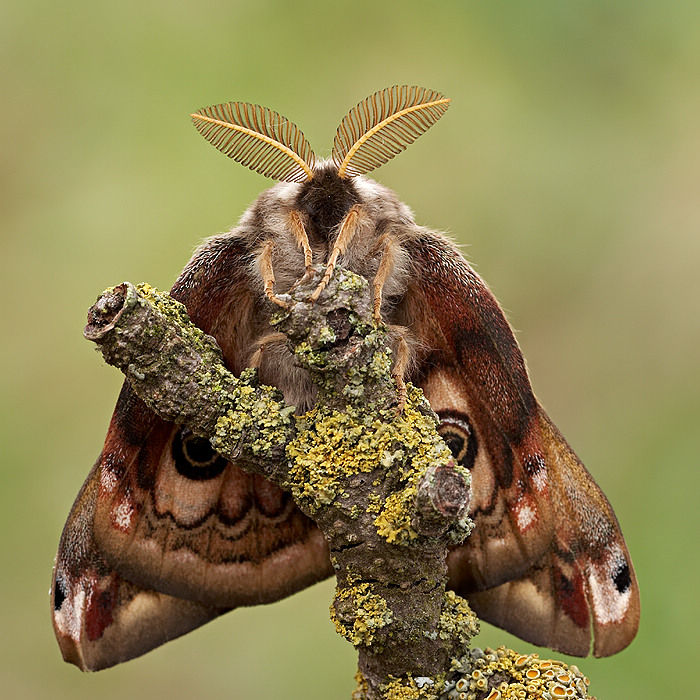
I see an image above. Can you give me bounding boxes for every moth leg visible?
[390,328,410,411]
[260,241,290,309]
[309,205,360,303]
[249,331,288,368]
[289,210,314,280]
[372,232,397,322]
[374,234,408,409]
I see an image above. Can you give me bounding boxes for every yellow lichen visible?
[374,490,420,544]
[286,385,456,531]
[367,492,382,515]
[377,675,446,700]
[353,669,371,700]
[442,647,594,700]
[286,407,387,511]
[330,583,393,647]
[437,591,479,648]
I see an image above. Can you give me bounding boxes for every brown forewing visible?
[464,410,640,657]
[402,234,555,588]
[419,366,554,590]
[91,383,331,608]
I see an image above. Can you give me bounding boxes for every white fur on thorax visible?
[203,173,429,412]
[246,175,416,298]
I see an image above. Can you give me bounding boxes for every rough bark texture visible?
[84,269,594,700]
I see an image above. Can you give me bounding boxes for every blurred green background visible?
[2,1,698,698]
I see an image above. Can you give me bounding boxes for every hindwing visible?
[52,235,332,670]
[404,233,640,656]
[51,459,226,671]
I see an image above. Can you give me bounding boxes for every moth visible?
[52,86,639,671]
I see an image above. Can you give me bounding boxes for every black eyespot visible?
[53,574,67,611]
[612,560,631,594]
[172,428,227,481]
[556,569,574,595]
[442,432,468,462]
[437,411,478,471]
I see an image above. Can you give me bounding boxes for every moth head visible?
[190,85,450,185]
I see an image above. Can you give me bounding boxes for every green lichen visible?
[128,284,237,400]
[137,283,189,322]
[317,323,337,345]
[341,341,393,400]
[331,583,393,647]
[294,343,334,373]
[336,270,366,293]
[136,283,220,358]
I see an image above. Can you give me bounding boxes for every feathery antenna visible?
[331,86,450,179]
[191,102,316,182]
[192,87,449,182]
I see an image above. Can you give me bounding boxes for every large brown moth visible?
[52,85,639,671]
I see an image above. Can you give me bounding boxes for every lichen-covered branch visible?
[84,268,594,700]
[84,281,295,477]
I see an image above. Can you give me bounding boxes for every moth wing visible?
[464,409,640,657]
[51,462,225,671]
[403,232,639,655]
[53,235,332,669]
[90,384,331,610]
[403,233,555,589]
